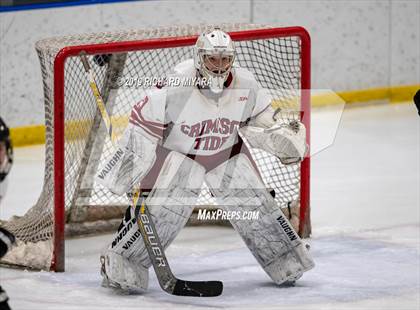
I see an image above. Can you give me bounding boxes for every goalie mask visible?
[0,117,13,182]
[194,28,235,94]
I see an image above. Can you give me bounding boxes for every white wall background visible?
[0,0,419,127]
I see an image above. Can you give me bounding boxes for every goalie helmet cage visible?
[2,23,311,272]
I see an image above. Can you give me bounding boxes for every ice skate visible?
[100,251,148,291]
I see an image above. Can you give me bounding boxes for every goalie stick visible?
[80,52,223,297]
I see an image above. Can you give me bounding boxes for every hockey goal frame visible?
[49,26,311,272]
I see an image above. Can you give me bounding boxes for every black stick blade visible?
[172,280,223,297]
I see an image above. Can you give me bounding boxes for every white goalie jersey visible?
[98,59,307,194]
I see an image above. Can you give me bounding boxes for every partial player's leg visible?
[0,227,15,310]
[205,153,314,285]
[101,151,205,290]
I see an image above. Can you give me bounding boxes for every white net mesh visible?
[1,23,309,271]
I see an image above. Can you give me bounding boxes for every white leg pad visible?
[102,151,205,290]
[134,151,205,266]
[205,153,314,285]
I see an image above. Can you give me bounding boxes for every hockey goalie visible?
[97,28,314,292]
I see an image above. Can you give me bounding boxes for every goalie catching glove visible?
[240,120,307,165]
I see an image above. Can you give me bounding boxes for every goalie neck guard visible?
[194,28,235,94]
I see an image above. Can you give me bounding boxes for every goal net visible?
[1,23,311,271]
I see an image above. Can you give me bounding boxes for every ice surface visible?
[0,102,419,309]
[0,145,45,220]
